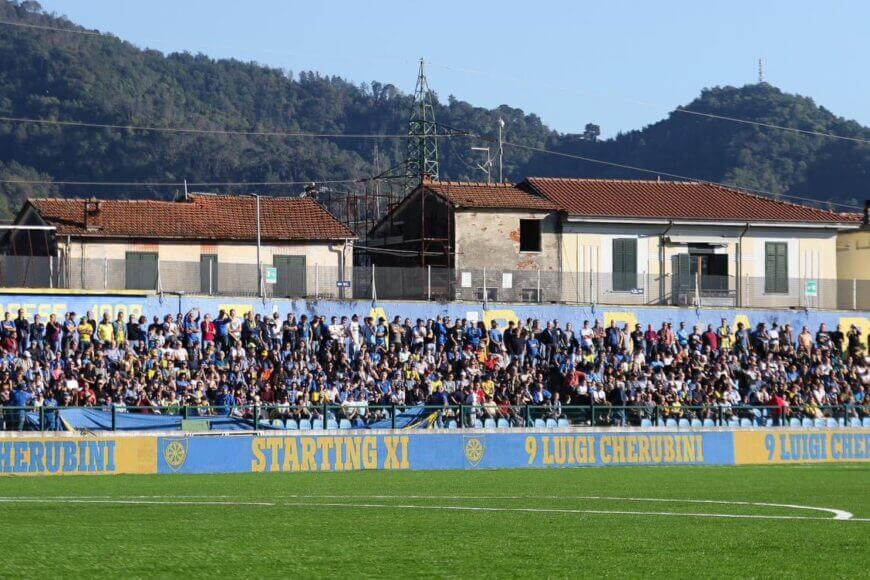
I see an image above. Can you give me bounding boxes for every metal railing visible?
[1,403,866,432]
[0,255,867,309]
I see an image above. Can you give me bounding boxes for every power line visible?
[0,18,104,36]
[501,140,862,210]
[428,63,870,145]
[0,115,459,140]
[0,176,404,187]
[1,19,862,209]
[4,17,867,145]
[672,108,870,144]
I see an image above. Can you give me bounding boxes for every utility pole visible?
[471,146,494,184]
[373,142,382,218]
[497,117,505,183]
[758,58,764,83]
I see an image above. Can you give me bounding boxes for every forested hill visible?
[1,0,868,220]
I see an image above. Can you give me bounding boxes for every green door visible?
[125,252,158,290]
[200,254,218,294]
[273,256,306,297]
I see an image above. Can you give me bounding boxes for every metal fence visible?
[0,255,867,310]
[2,403,867,432]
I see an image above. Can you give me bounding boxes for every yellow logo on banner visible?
[464,437,485,466]
[163,439,188,471]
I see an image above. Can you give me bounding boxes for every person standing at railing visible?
[11,382,32,430]
[42,390,58,430]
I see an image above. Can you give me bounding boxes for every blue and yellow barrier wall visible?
[0,292,867,346]
[1,430,867,476]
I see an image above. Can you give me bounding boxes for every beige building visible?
[12,193,356,297]
[523,178,861,309]
[369,178,861,308]
[836,207,870,309]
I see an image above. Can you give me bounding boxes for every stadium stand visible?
[0,307,867,430]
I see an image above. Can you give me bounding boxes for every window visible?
[519,219,542,252]
[765,242,788,294]
[474,288,498,302]
[612,238,637,292]
[521,288,541,303]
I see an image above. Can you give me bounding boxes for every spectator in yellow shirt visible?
[77,318,94,349]
[97,312,115,344]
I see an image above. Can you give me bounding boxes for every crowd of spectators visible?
[1,306,868,430]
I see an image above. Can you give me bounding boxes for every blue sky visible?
[36,0,870,137]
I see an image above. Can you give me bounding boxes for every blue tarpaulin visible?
[367,405,438,429]
[24,408,271,432]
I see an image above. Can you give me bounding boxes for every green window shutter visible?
[765,242,788,294]
[613,238,636,291]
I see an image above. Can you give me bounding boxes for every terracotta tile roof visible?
[423,180,557,211]
[25,194,356,241]
[524,178,860,224]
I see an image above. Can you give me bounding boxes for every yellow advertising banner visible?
[733,430,870,465]
[0,437,157,476]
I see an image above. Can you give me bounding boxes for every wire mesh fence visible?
[2,403,868,432]
[0,255,867,309]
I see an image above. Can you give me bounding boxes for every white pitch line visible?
[0,495,864,522]
[276,494,855,520]
[277,501,870,522]
[0,498,274,506]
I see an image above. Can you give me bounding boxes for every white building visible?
[12,193,356,297]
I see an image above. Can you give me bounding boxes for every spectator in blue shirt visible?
[11,383,32,430]
[488,321,504,354]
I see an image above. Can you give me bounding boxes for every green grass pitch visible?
[1,465,867,578]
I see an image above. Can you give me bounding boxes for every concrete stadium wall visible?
[0,292,867,335]
[1,429,867,476]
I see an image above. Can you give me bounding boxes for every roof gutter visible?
[565,216,858,229]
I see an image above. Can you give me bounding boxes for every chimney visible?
[84,198,102,232]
